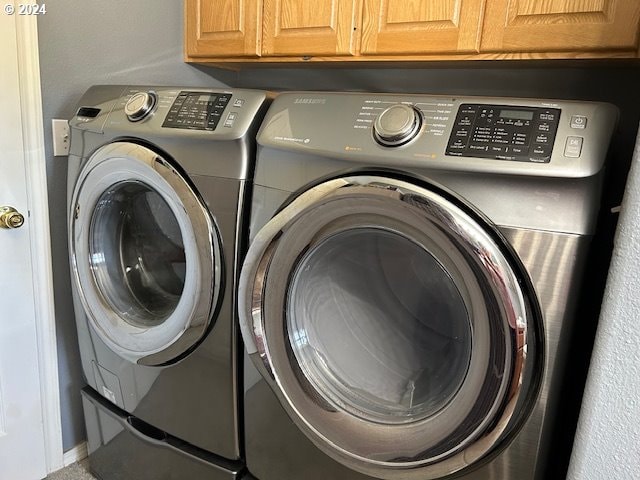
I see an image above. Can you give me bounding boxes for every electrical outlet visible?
[52,119,70,156]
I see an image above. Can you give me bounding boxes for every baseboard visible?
[63,442,88,467]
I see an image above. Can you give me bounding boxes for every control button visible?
[469,144,489,152]
[537,122,551,132]
[539,112,558,122]
[511,146,527,155]
[456,115,475,127]
[224,112,237,127]
[448,139,467,150]
[564,136,583,158]
[454,128,470,137]
[535,133,550,144]
[570,115,587,129]
[233,98,245,107]
[532,145,552,156]
[490,145,506,154]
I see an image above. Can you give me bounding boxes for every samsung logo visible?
[294,98,326,104]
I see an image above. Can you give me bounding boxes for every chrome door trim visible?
[70,142,222,366]
[238,175,541,479]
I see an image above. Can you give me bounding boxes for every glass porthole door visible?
[70,142,222,366]
[238,174,542,479]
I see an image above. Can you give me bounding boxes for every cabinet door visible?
[262,0,361,56]
[360,0,486,55]
[185,0,261,57]
[481,0,640,52]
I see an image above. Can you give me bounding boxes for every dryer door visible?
[70,142,222,366]
[239,174,542,480]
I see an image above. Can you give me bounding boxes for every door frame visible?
[14,14,63,473]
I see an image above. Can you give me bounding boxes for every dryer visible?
[237,92,617,479]
[67,85,270,480]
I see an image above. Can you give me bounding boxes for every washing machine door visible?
[70,142,222,366]
[239,174,541,480]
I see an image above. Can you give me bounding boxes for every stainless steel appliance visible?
[67,85,270,480]
[238,92,617,480]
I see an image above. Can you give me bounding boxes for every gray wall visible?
[36,0,232,452]
[38,0,640,460]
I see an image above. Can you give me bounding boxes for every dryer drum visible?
[239,174,541,480]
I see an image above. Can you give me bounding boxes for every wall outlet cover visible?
[52,118,70,156]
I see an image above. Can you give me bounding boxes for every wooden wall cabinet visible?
[185,0,640,63]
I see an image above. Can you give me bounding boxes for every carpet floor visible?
[46,460,97,480]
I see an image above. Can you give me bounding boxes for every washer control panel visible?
[446,104,561,163]
[162,91,232,130]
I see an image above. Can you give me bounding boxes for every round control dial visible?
[373,104,422,147]
[124,91,157,122]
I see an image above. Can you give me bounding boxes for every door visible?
[69,142,223,367]
[262,0,361,56]
[185,0,262,58]
[0,12,49,480]
[361,0,486,55]
[239,174,542,479]
[481,0,640,52]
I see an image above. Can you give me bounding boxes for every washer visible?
[67,85,270,480]
[237,92,617,480]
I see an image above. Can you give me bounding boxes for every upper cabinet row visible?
[185,0,640,63]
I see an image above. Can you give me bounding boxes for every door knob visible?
[0,206,25,229]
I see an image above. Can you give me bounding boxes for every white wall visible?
[567,130,640,478]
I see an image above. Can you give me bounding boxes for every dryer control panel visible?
[446,104,561,164]
[257,92,619,179]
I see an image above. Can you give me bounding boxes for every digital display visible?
[500,110,534,120]
[198,94,212,102]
